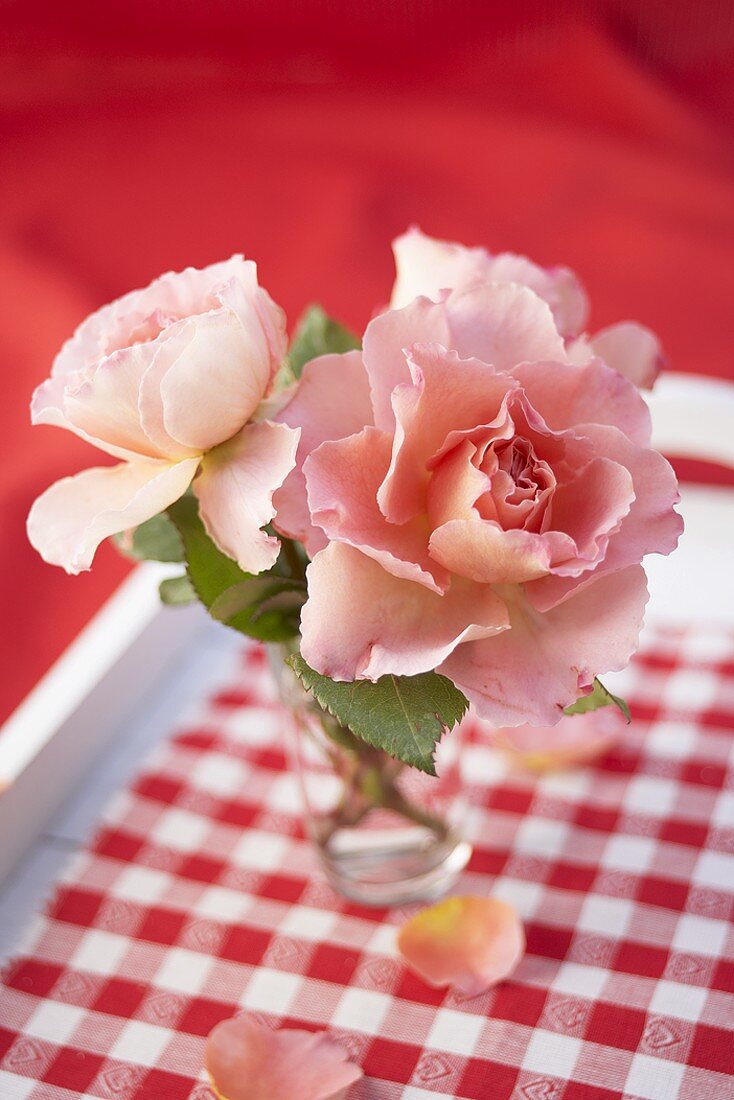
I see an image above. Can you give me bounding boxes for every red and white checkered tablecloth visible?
[1,623,733,1100]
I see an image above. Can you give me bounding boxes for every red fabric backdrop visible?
[2,1,733,722]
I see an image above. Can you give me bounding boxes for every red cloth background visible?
[2,0,733,722]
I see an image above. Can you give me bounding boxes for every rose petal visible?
[397,895,525,995]
[527,424,682,611]
[300,542,509,681]
[142,308,274,453]
[574,321,663,391]
[390,227,588,337]
[439,564,648,726]
[446,281,568,373]
[31,371,155,463]
[27,457,200,574]
[512,357,652,446]
[429,521,558,584]
[495,708,623,771]
[390,227,492,310]
[50,255,255,380]
[305,426,449,593]
[205,1014,362,1100]
[544,456,635,574]
[194,420,299,574]
[273,350,373,556]
[378,342,518,524]
[363,294,452,430]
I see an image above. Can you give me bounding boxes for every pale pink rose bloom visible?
[391,227,663,388]
[274,262,682,727]
[28,257,299,574]
[397,895,525,995]
[205,1014,363,1100]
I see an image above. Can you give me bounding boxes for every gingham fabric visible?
[1,623,733,1100]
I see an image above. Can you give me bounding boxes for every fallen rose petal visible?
[494,708,623,771]
[397,895,525,995]
[205,1014,363,1100]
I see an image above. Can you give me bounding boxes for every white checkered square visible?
[649,981,708,1023]
[332,988,391,1035]
[240,968,302,1014]
[24,1001,85,1045]
[672,913,729,957]
[577,895,634,937]
[625,1052,686,1100]
[522,1029,583,1078]
[110,1019,172,1067]
[426,1009,485,1056]
[71,929,130,976]
[154,947,215,994]
[232,830,289,871]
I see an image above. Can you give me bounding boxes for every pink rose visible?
[275,236,682,726]
[28,257,299,574]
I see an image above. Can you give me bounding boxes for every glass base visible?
[316,822,473,907]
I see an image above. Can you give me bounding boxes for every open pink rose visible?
[275,241,682,726]
[28,257,299,574]
[391,228,663,388]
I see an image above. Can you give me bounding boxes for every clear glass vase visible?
[268,646,472,907]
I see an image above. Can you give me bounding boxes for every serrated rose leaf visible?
[287,655,469,774]
[397,895,525,995]
[205,1014,363,1100]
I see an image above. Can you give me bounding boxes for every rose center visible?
[477,437,555,531]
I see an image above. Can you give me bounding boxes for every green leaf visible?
[159,575,197,605]
[166,496,301,641]
[114,513,184,563]
[287,656,469,774]
[565,677,631,723]
[287,305,361,380]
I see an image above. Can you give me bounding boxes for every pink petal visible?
[528,424,682,611]
[446,281,567,372]
[390,227,492,310]
[141,308,275,454]
[27,457,200,574]
[390,228,588,337]
[439,564,649,726]
[205,1014,362,1100]
[587,321,663,391]
[300,542,509,681]
[31,372,152,463]
[426,438,490,528]
[512,357,652,446]
[378,343,518,524]
[483,253,589,338]
[363,294,451,430]
[305,426,449,593]
[194,420,299,574]
[495,708,623,771]
[273,351,373,556]
[544,456,635,574]
[397,895,525,996]
[429,521,557,584]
